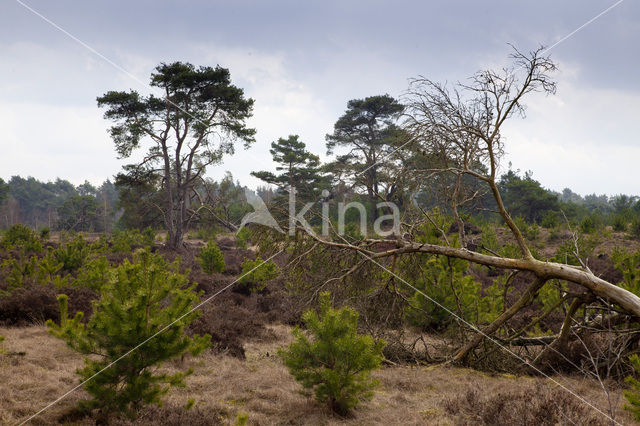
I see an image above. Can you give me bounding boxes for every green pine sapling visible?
[279,292,385,416]
[198,240,226,274]
[47,249,210,419]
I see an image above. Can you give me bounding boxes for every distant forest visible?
[0,170,638,236]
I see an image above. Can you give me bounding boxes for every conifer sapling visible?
[47,249,210,418]
[278,292,385,415]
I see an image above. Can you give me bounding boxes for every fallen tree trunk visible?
[308,235,640,360]
[366,241,640,318]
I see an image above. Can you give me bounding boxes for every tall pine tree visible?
[325,95,404,220]
[251,135,326,200]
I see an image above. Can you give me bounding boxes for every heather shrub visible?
[279,292,385,416]
[444,382,599,425]
[198,240,225,274]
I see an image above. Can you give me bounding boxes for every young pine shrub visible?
[404,256,501,330]
[624,354,640,420]
[278,292,385,416]
[236,226,251,249]
[198,240,225,274]
[47,249,210,419]
[237,256,279,291]
[631,218,640,240]
[612,214,628,232]
[580,214,601,234]
[1,223,42,252]
[540,211,559,229]
[53,234,88,273]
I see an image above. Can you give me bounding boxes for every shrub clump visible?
[279,292,385,416]
[198,240,226,274]
[47,249,210,419]
[53,234,89,273]
[404,256,502,330]
[1,224,42,252]
[237,256,279,292]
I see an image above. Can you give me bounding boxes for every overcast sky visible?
[0,0,638,195]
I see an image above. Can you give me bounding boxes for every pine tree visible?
[325,95,404,221]
[251,135,326,199]
[47,249,210,419]
[278,292,385,415]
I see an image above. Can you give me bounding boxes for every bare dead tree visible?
[291,46,640,364]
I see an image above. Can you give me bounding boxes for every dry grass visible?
[0,324,634,425]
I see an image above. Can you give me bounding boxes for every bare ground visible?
[0,325,635,425]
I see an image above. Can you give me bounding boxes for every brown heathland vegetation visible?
[0,324,634,425]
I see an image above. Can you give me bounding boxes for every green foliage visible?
[479,225,499,253]
[141,227,157,245]
[630,219,640,240]
[192,227,218,242]
[235,412,249,426]
[0,177,8,205]
[238,257,279,291]
[404,256,502,329]
[47,249,210,418]
[236,226,251,249]
[612,248,640,295]
[325,95,405,216]
[110,228,155,253]
[99,61,255,248]
[342,222,364,243]
[278,292,385,416]
[624,354,640,420]
[251,135,326,198]
[1,224,42,252]
[499,170,560,223]
[39,227,51,240]
[540,211,559,229]
[0,247,73,292]
[75,256,112,291]
[1,254,38,291]
[198,241,226,274]
[53,234,88,273]
[36,249,65,285]
[612,214,628,232]
[514,216,540,241]
[498,243,523,260]
[537,280,568,313]
[57,195,100,232]
[580,214,602,234]
[550,232,600,266]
